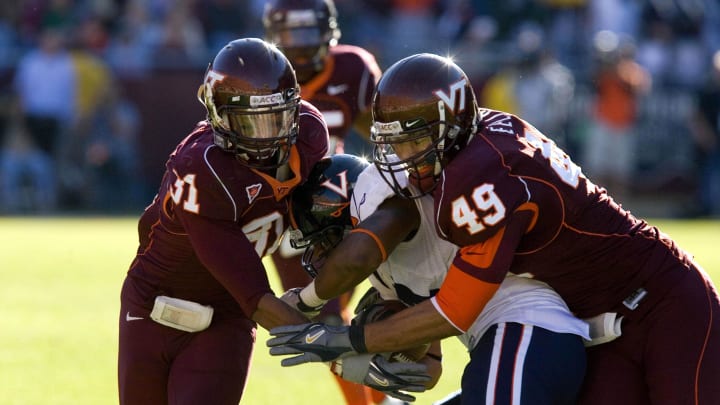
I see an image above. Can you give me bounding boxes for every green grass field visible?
[1,217,717,404]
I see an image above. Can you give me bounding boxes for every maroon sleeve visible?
[354,46,382,112]
[297,100,330,179]
[177,209,273,318]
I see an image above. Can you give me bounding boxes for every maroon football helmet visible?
[370,53,478,198]
[263,0,341,83]
[198,38,300,169]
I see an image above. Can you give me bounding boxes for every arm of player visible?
[267,302,456,365]
[269,209,536,360]
[420,341,443,389]
[359,209,538,350]
[252,293,315,330]
[308,196,420,301]
[178,213,310,329]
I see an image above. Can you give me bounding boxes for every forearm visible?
[421,341,443,389]
[363,300,460,353]
[252,293,311,330]
[314,248,378,299]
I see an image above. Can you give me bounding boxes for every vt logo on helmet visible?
[370,54,478,198]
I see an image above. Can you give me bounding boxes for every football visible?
[353,299,431,362]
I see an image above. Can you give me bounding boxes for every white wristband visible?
[299,281,327,308]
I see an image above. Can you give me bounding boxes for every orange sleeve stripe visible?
[434,264,500,331]
[349,228,387,262]
[515,201,539,233]
[457,226,506,269]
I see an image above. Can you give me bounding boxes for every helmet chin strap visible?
[434,101,447,177]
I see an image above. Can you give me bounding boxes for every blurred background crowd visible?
[0,0,719,218]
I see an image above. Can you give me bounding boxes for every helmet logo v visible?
[320,170,349,199]
[433,79,467,114]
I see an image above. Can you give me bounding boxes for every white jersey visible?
[350,165,589,350]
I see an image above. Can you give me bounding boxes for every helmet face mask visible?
[290,224,345,277]
[288,154,368,277]
[199,38,301,169]
[370,54,477,198]
[263,0,340,83]
[372,102,465,198]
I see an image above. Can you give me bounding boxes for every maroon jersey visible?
[434,108,696,321]
[300,44,380,146]
[126,101,328,320]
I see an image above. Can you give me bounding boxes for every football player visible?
[263,1,384,403]
[282,151,589,404]
[118,38,330,404]
[268,54,720,404]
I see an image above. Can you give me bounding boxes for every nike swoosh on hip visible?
[126,311,143,321]
[304,329,326,344]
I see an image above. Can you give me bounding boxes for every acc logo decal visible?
[433,79,467,113]
[246,184,262,203]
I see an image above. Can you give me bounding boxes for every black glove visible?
[267,322,366,365]
[330,353,430,402]
[353,286,382,315]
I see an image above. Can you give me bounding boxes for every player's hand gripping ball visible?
[352,299,431,363]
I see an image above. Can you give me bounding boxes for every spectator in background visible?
[105,0,157,79]
[151,1,207,68]
[480,24,575,146]
[581,31,651,201]
[10,27,76,212]
[384,0,438,61]
[79,82,142,212]
[637,0,708,89]
[13,27,75,158]
[199,0,256,52]
[688,49,720,217]
[56,17,114,209]
[0,107,56,213]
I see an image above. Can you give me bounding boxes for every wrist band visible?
[348,324,368,353]
[299,281,327,308]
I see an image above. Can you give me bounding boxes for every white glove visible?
[280,288,324,318]
[330,354,430,402]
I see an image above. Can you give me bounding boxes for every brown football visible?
[354,299,431,362]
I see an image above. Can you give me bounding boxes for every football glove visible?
[330,353,430,402]
[280,287,323,318]
[353,286,383,315]
[267,323,365,365]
